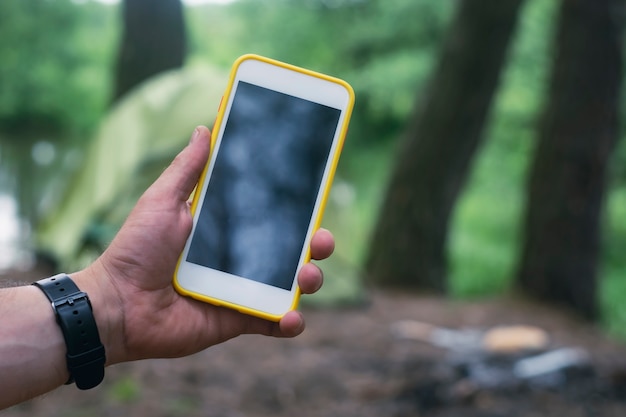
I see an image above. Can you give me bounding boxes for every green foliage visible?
[186,0,626,328]
[108,377,142,403]
[335,0,453,143]
[314,140,395,305]
[602,188,626,339]
[604,90,626,335]
[187,0,453,146]
[0,0,118,224]
[3,0,625,334]
[0,0,79,136]
[428,0,626,338]
[449,0,557,297]
[0,0,116,138]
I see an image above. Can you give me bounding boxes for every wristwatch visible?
[33,274,106,390]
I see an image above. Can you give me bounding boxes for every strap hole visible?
[73,310,79,315]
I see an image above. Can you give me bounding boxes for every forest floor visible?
[3,267,626,417]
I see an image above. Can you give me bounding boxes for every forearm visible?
[0,265,128,410]
[0,285,69,408]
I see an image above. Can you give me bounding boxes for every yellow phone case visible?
[173,54,355,321]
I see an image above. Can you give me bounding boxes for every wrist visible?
[71,264,126,366]
[33,274,106,389]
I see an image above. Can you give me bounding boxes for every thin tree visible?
[366,0,525,292]
[112,0,186,103]
[516,0,624,319]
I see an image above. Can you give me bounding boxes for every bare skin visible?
[0,126,333,409]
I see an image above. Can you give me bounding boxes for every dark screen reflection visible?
[187,81,341,290]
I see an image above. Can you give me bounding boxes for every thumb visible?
[155,126,212,202]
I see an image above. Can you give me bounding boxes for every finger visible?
[297,263,323,294]
[310,228,335,260]
[155,126,212,202]
[278,311,305,337]
[236,310,303,338]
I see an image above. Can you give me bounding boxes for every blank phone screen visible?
[186,81,341,290]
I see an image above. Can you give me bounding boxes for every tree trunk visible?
[365,0,525,292]
[516,0,624,319]
[112,0,186,103]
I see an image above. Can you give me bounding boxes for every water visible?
[0,193,33,271]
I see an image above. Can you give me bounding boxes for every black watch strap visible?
[33,274,106,390]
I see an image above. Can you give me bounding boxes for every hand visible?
[73,126,334,365]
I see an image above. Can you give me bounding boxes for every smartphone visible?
[173,54,354,321]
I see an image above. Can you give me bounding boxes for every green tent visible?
[37,64,227,270]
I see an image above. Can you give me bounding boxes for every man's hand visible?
[73,126,333,364]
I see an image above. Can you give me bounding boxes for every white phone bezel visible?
[174,56,352,318]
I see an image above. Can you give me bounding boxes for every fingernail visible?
[190,127,202,145]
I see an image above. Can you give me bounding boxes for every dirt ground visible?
[3,269,626,417]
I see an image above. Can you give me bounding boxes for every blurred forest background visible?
[1,0,626,341]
